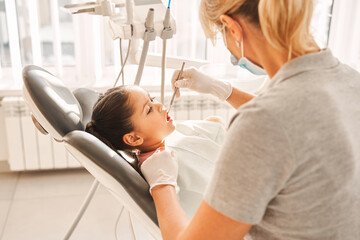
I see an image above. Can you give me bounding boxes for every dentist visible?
[141,0,360,239]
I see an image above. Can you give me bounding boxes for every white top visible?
[166,120,226,217]
[205,49,360,239]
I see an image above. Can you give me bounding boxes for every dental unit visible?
[63,0,176,104]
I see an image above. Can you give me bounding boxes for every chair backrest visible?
[22,65,161,239]
[64,130,160,239]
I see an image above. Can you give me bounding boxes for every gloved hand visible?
[140,149,179,194]
[171,67,232,100]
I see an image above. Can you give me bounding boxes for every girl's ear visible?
[123,132,143,147]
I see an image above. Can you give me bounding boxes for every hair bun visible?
[85,120,96,132]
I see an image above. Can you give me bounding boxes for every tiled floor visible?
[0,168,152,240]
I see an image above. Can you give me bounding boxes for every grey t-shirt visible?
[204,49,360,240]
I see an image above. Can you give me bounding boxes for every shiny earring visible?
[235,40,240,48]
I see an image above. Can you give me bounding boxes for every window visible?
[0,0,76,87]
[312,0,334,49]
[0,0,9,67]
[328,0,360,71]
[0,0,340,90]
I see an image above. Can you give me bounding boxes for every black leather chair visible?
[22,65,161,239]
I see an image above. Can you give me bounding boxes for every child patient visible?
[85,85,226,216]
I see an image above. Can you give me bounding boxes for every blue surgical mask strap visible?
[233,36,267,75]
[225,23,267,75]
[240,38,244,58]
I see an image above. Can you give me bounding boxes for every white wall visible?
[0,102,9,161]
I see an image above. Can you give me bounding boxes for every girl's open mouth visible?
[166,111,172,122]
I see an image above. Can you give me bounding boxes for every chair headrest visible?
[22,65,83,141]
[73,88,99,127]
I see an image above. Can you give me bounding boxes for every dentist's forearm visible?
[151,185,189,240]
[226,87,255,109]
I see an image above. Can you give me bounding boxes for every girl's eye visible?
[147,97,155,114]
[147,106,152,114]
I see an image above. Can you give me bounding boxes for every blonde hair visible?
[199,0,317,59]
[199,0,258,43]
[259,0,317,59]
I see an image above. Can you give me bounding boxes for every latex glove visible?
[141,149,179,194]
[171,67,232,100]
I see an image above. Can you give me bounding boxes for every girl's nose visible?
[154,102,163,111]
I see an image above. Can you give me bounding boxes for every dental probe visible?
[168,61,185,112]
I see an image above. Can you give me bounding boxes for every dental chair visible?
[22,65,161,240]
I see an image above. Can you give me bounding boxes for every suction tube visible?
[134,8,155,85]
[160,5,173,103]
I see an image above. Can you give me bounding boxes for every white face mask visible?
[223,26,267,75]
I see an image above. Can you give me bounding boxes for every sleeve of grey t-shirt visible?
[204,101,295,224]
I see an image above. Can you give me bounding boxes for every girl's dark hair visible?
[85,86,135,153]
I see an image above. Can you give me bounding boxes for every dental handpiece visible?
[168,61,185,112]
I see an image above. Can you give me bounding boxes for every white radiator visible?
[2,94,235,171]
[2,97,81,171]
